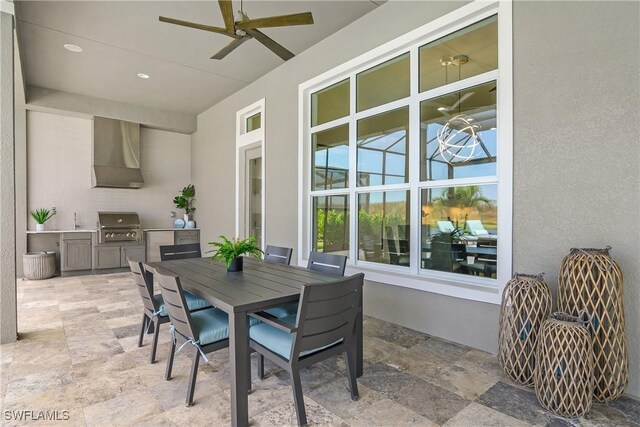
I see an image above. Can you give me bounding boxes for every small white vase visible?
[36,223,45,232]
[184,213,193,223]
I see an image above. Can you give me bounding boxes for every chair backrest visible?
[264,245,293,265]
[437,220,455,233]
[159,243,202,261]
[146,265,196,341]
[307,251,347,276]
[466,220,489,236]
[291,273,364,359]
[128,259,157,316]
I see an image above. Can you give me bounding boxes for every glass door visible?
[245,147,262,248]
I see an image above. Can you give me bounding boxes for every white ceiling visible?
[15,1,380,114]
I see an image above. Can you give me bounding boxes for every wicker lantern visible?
[535,312,594,417]
[498,273,552,386]
[557,247,628,402]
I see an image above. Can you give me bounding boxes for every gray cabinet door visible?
[62,240,92,271]
[94,246,121,269]
[145,231,175,263]
[121,245,145,266]
[175,230,199,245]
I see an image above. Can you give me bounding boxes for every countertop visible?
[27,229,97,234]
[144,228,200,231]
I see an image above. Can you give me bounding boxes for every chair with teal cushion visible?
[149,265,230,407]
[249,273,364,426]
[128,260,213,364]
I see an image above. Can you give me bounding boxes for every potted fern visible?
[30,208,56,232]
[173,184,196,223]
[207,236,263,272]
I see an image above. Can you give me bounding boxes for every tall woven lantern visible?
[535,312,594,417]
[498,273,552,386]
[557,247,628,402]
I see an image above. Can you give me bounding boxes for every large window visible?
[301,2,511,302]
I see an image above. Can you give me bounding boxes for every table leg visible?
[356,290,363,378]
[229,311,250,427]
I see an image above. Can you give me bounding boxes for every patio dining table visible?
[150,256,363,427]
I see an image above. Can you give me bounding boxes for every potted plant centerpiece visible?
[30,208,56,232]
[207,236,263,272]
[173,184,196,224]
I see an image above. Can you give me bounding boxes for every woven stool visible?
[535,312,594,417]
[557,247,627,402]
[498,273,551,386]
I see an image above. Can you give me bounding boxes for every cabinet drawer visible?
[94,246,121,269]
[121,245,145,266]
[175,230,199,245]
[61,232,93,241]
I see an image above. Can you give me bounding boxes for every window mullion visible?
[409,44,421,275]
[349,74,358,263]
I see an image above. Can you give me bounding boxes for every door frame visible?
[235,98,265,250]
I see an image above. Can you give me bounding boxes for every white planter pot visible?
[36,223,45,232]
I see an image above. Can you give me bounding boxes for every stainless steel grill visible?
[97,212,143,244]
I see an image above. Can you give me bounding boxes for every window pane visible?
[358,190,410,266]
[421,185,497,278]
[357,53,410,112]
[419,15,498,92]
[312,124,349,190]
[420,81,497,181]
[311,79,350,127]
[246,112,261,132]
[357,107,409,187]
[313,195,349,256]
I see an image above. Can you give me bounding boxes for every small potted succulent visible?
[30,208,56,232]
[173,184,196,223]
[207,236,263,272]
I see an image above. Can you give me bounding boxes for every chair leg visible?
[150,320,160,364]
[186,349,201,407]
[138,314,147,347]
[291,368,307,426]
[344,350,359,401]
[257,354,265,380]
[165,338,176,380]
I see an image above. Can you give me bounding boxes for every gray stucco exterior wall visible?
[190,1,639,397]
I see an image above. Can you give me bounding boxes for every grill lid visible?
[97,212,141,229]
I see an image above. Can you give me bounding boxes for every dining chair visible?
[264,245,293,265]
[159,243,202,261]
[149,265,230,407]
[307,251,347,276]
[128,259,212,364]
[249,273,364,426]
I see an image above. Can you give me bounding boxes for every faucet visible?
[74,212,79,230]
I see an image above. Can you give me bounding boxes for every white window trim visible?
[298,1,512,305]
[236,98,266,250]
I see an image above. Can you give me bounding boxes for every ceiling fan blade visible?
[211,37,249,60]
[235,12,314,30]
[244,28,294,61]
[218,0,235,34]
[159,16,235,38]
[447,92,474,111]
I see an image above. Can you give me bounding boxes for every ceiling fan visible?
[159,0,314,61]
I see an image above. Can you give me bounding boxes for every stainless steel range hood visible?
[92,116,144,189]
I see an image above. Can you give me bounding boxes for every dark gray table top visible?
[150,257,338,313]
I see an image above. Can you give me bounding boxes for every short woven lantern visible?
[535,312,594,417]
[557,247,628,403]
[498,273,552,386]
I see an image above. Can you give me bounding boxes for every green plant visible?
[173,184,196,214]
[207,236,263,267]
[30,208,55,224]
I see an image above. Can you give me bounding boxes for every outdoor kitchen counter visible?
[26,229,97,234]
[143,228,200,231]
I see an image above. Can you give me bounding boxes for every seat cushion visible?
[264,303,298,319]
[249,314,342,360]
[190,308,230,345]
[152,291,211,317]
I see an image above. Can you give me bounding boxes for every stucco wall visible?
[27,110,192,232]
[191,0,639,397]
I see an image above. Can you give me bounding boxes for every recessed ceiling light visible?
[137,73,150,79]
[437,107,447,111]
[63,44,83,53]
